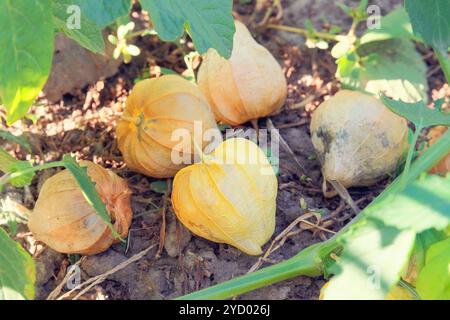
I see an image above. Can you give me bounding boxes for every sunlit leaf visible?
[405,0,450,55]
[360,7,417,44]
[416,238,450,300]
[140,0,235,58]
[381,96,450,127]
[366,175,450,232]
[322,220,415,300]
[337,38,428,103]
[52,0,105,54]
[0,0,54,124]
[0,227,35,300]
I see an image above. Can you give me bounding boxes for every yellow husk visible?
[198,21,287,125]
[171,138,277,255]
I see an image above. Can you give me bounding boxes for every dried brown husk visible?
[28,161,132,255]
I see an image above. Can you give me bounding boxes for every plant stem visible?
[434,47,450,84]
[177,242,328,300]
[126,29,156,40]
[400,125,422,190]
[266,24,343,42]
[177,130,450,300]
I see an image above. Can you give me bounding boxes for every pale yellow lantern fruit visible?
[28,161,132,255]
[116,75,219,178]
[171,138,277,255]
[197,20,287,125]
[310,90,408,188]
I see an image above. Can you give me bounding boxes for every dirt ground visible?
[1,0,448,300]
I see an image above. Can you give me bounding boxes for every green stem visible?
[126,28,156,40]
[177,242,329,300]
[266,24,344,42]
[401,125,422,190]
[177,130,450,300]
[434,47,450,84]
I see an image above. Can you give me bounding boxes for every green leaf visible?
[360,7,417,44]
[331,39,352,59]
[366,175,450,233]
[337,38,428,103]
[61,155,121,239]
[8,160,35,188]
[322,220,416,300]
[140,0,235,58]
[0,130,31,152]
[381,96,450,127]
[150,180,168,194]
[52,0,105,54]
[405,0,450,56]
[0,148,35,187]
[78,0,131,27]
[416,238,450,299]
[0,227,35,300]
[0,0,54,124]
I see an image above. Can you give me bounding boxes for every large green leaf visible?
[79,0,131,27]
[0,227,35,300]
[337,38,428,103]
[0,0,54,124]
[360,7,417,44]
[322,220,416,300]
[62,155,121,239]
[366,175,450,233]
[381,96,450,127]
[416,238,450,300]
[52,0,105,54]
[140,0,235,58]
[405,0,450,56]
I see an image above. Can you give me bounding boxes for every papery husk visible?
[310,90,409,188]
[425,126,450,175]
[197,20,287,125]
[28,161,132,255]
[116,75,219,178]
[171,138,277,255]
